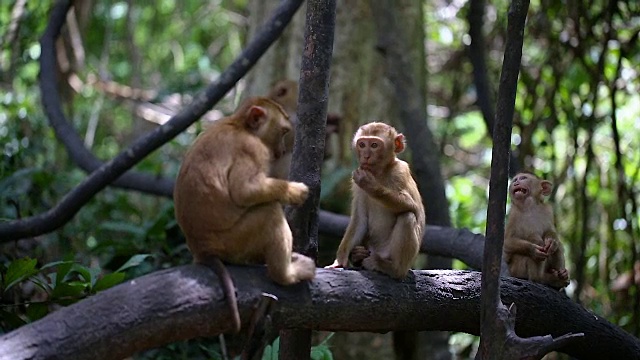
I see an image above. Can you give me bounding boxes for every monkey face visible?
[268,114,292,160]
[510,173,533,201]
[355,136,387,170]
[510,173,553,202]
[249,106,291,160]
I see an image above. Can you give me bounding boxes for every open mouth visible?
[513,186,528,195]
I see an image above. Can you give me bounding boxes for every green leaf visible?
[41,260,75,271]
[29,275,52,293]
[70,264,93,284]
[310,347,334,360]
[262,337,280,360]
[311,333,334,360]
[51,281,88,300]
[93,272,126,292]
[3,257,38,292]
[66,264,101,287]
[55,261,75,285]
[26,302,49,322]
[115,254,152,273]
[0,309,27,329]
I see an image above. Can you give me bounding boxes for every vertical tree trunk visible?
[279,1,336,359]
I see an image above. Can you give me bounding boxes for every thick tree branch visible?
[0,266,637,360]
[0,0,304,241]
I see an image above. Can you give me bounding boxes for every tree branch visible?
[0,0,305,241]
[467,0,521,176]
[477,0,582,358]
[0,266,637,360]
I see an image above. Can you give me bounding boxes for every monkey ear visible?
[394,134,406,153]
[276,86,287,97]
[540,180,553,196]
[246,106,268,130]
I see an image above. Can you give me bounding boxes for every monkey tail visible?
[204,257,241,333]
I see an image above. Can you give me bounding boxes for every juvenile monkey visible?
[326,122,425,279]
[174,97,316,333]
[267,79,340,179]
[503,172,570,288]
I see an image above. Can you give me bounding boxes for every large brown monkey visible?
[266,80,298,179]
[326,122,425,279]
[503,172,570,288]
[174,97,316,332]
[267,79,340,179]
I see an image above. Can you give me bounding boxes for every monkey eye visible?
[371,143,379,148]
[358,142,365,148]
[282,128,289,135]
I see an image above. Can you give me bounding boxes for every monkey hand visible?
[353,168,380,192]
[553,268,570,281]
[350,245,371,266]
[531,244,549,262]
[543,236,558,254]
[284,181,309,205]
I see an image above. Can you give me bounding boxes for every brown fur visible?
[266,80,298,179]
[326,122,425,279]
[504,172,569,288]
[174,97,316,332]
[267,79,340,179]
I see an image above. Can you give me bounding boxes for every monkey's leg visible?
[528,259,569,288]
[539,270,570,288]
[349,245,371,267]
[362,213,419,279]
[261,205,315,285]
[506,254,532,279]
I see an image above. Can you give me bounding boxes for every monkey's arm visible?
[354,168,420,215]
[228,158,307,207]
[328,193,367,267]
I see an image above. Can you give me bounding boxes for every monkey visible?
[266,80,298,179]
[173,97,317,333]
[266,79,341,179]
[325,122,425,279]
[503,172,570,288]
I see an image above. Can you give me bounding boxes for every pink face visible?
[510,173,532,201]
[510,173,552,202]
[356,136,386,170]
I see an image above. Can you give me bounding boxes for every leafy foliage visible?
[0,255,150,332]
[0,0,639,358]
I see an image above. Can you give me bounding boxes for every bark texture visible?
[0,266,638,360]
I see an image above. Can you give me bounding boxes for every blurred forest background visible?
[1,0,639,359]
